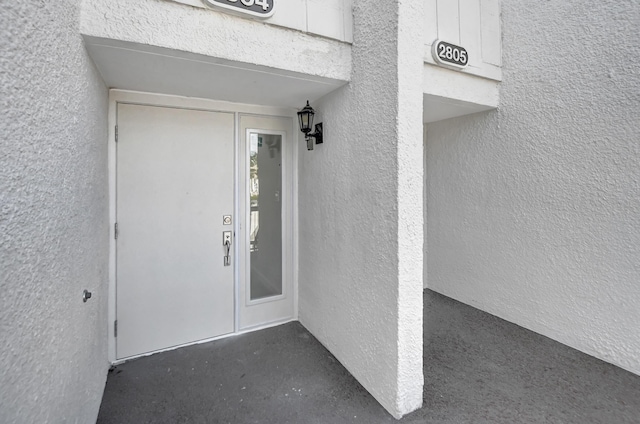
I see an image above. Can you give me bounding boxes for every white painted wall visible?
[422,0,502,123]
[424,0,501,81]
[426,0,640,375]
[298,0,424,418]
[170,0,353,43]
[422,66,499,123]
[80,0,351,84]
[0,1,109,423]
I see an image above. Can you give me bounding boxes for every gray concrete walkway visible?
[97,290,640,423]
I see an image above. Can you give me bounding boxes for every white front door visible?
[115,103,235,360]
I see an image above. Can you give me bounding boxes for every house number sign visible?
[204,0,275,18]
[431,40,469,68]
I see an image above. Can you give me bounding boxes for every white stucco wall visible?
[421,0,502,123]
[169,0,354,43]
[426,0,640,375]
[80,0,351,83]
[423,0,502,81]
[298,0,424,418]
[1,2,109,423]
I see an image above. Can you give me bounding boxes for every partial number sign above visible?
[204,0,275,18]
[431,40,469,69]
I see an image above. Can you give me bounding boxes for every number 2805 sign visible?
[431,40,469,68]
[204,0,274,18]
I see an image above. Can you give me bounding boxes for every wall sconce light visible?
[297,100,323,151]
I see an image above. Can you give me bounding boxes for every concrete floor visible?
[97,290,640,423]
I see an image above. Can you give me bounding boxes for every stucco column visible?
[298,0,424,418]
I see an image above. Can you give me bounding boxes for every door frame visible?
[107,90,299,363]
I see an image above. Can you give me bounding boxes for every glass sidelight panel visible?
[249,133,283,300]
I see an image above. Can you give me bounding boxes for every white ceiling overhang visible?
[423,94,497,123]
[423,63,500,123]
[83,35,349,108]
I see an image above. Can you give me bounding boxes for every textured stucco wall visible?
[1,2,109,423]
[298,0,424,418]
[426,0,640,375]
[80,0,351,83]
[169,0,354,43]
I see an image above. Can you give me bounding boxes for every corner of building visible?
[297,0,425,418]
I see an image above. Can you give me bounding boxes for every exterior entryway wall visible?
[80,0,351,109]
[425,0,640,377]
[1,2,110,423]
[297,0,425,419]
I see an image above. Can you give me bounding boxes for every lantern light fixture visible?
[297,100,323,151]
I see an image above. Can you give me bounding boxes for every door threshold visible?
[111,317,296,365]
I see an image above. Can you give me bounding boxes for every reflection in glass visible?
[249,133,282,300]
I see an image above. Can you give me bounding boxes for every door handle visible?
[223,231,232,266]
